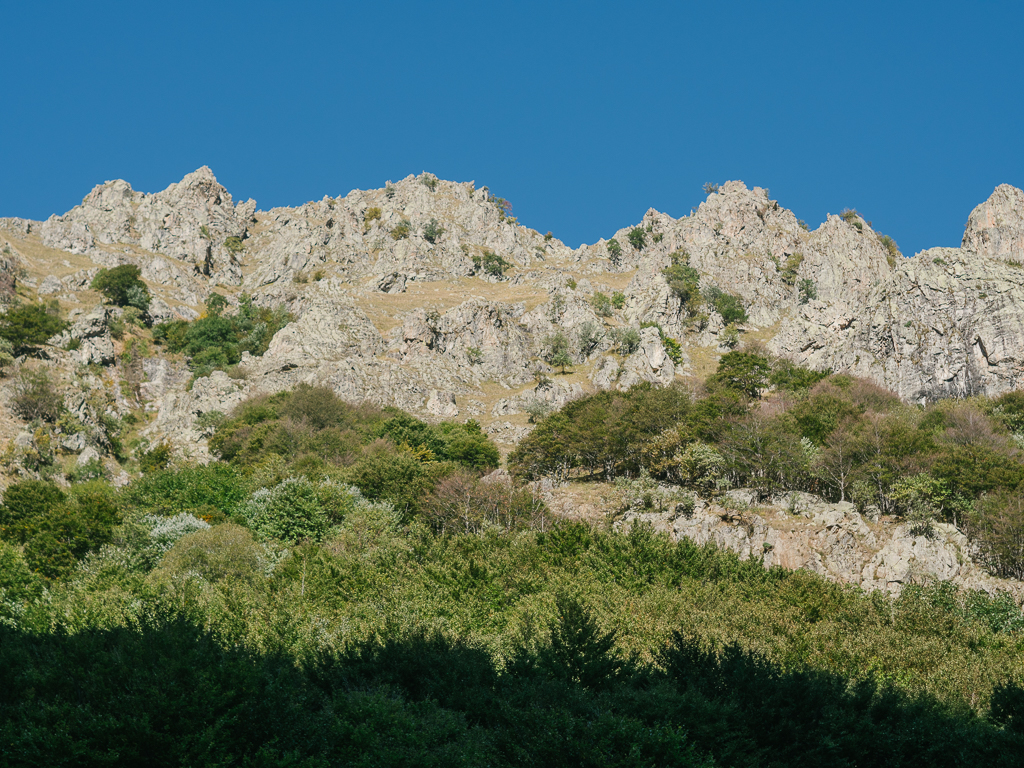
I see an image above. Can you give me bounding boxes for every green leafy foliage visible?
[641,321,684,365]
[627,226,646,250]
[423,218,445,243]
[0,480,119,580]
[841,208,865,231]
[703,285,748,324]
[589,291,613,316]
[152,294,291,378]
[390,219,412,239]
[0,301,69,354]
[708,350,772,399]
[606,237,623,265]
[210,385,498,514]
[472,250,512,278]
[0,519,1021,766]
[609,326,641,355]
[543,331,573,373]
[664,250,704,317]
[91,264,151,313]
[11,367,64,422]
[799,278,817,303]
[1,371,1024,767]
[780,251,803,285]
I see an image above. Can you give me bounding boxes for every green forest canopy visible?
[2,373,1024,764]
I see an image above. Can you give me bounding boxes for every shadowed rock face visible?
[6,169,1024,448]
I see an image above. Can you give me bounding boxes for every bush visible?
[146,513,211,557]
[611,291,626,309]
[627,227,646,251]
[577,322,604,357]
[152,296,291,377]
[423,218,445,243]
[472,250,512,278]
[878,233,901,259]
[224,236,244,255]
[422,469,549,534]
[708,351,772,399]
[610,327,641,355]
[155,523,266,584]
[543,331,573,373]
[3,481,120,581]
[390,219,411,240]
[0,302,69,355]
[420,173,438,191]
[237,477,354,544]
[0,539,43,601]
[0,337,14,374]
[363,206,382,226]
[606,238,623,265]
[840,208,864,231]
[11,368,63,422]
[590,292,613,317]
[91,265,150,313]
[540,593,620,688]
[119,463,250,520]
[0,480,66,545]
[139,442,173,473]
[703,181,720,194]
[780,252,803,285]
[703,285,748,324]
[798,278,817,304]
[664,251,704,318]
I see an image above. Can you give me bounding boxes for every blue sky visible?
[1,1,1021,255]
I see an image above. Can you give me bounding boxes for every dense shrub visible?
[423,218,445,243]
[154,523,267,584]
[0,301,69,354]
[589,291,613,316]
[422,469,550,534]
[153,294,291,377]
[472,250,512,278]
[91,264,150,313]
[0,480,119,580]
[606,238,623,265]
[118,462,250,520]
[11,367,64,422]
[703,285,748,324]
[236,478,358,544]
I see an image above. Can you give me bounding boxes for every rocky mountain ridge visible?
[3,168,1024,444]
[3,169,1024,598]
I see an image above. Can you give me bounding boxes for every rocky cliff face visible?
[6,171,1024,436]
[5,168,1024,595]
[617,489,1024,600]
[7,170,1024,446]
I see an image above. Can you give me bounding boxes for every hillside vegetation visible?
[2,374,1024,765]
[512,350,1024,580]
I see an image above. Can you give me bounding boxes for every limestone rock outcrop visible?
[618,489,1023,599]
[7,168,1024,447]
[40,166,254,285]
[962,184,1024,263]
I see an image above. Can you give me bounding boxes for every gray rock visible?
[619,490,1022,599]
[76,446,100,466]
[426,389,458,418]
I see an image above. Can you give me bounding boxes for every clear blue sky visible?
[1,1,1021,256]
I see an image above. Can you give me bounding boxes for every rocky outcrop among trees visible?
[6,169,1024,596]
